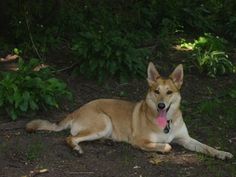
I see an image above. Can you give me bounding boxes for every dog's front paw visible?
[162,144,172,153]
[216,151,233,160]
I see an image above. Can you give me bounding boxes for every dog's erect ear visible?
[147,62,160,85]
[170,64,183,89]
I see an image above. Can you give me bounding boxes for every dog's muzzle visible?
[157,103,172,113]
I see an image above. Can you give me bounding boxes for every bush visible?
[1,0,236,82]
[193,34,235,77]
[194,50,235,77]
[72,29,150,82]
[0,58,72,120]
[69,2,152,82]
[193,33,228,51]
[180,34,235,77]
[180,33,228,51]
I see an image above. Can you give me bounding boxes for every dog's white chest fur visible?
[149,131,175,143]
[149,121,181,143]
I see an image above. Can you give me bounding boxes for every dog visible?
[26,62,233,160]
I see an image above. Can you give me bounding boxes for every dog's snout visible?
[158,103,165,110]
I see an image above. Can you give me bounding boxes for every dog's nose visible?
[158,103,165,110]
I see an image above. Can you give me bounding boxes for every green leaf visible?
[229,89,236,98]
[14,91,22,108]
[10,109,18,120]
[19,92,31,111]
[20,101,28,112]
[29,100,39,110]
[44,95,58,108]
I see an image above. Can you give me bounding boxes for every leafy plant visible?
[180,34,235,77]
[193,33,228,51]
[180,33,227,51]
[72,26,150,83]
[0,58,72,120]
[179,38,195,50]
[194,50,235,77]
[1,0,236,83]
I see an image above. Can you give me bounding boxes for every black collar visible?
[157,103,172,134]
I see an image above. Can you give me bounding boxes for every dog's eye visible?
[166,90,173,95]
[154,90,160,94]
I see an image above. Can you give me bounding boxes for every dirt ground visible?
[0,49,236,177]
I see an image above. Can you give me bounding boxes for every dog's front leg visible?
[175,136,233,160]
[133,139,172,153]
[173,124,233,160]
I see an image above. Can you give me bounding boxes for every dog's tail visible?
[26,116,71,133]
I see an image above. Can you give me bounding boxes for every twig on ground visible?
[31,169,49,177]
[21,168,49,177]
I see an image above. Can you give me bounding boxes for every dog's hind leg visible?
[66,114,112,154]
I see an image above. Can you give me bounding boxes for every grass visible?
[0,142,8,153]
[197,154,236,177]
[120,143,137,166]
[26,141,44,161]
[182,83,236,176]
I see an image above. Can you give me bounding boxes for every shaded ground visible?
[0,48,236,177]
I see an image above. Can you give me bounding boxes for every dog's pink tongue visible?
[156,111,167,128]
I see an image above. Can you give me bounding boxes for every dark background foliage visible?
[1,0,236,79]
[0,0,235,119]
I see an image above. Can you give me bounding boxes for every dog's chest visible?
[149,131,175,143]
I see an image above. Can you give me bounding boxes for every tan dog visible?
[26,62,233,160]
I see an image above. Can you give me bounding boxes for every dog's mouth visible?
[155,103,172,129]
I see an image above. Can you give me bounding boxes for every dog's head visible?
[146,62,183,118]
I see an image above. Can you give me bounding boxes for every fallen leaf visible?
[149,157,164,165]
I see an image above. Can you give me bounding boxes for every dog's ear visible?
[170,64,183,89]
[147,62,160,85]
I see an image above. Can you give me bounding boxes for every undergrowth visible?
[180,33,235,77]
[1,0,236,81]
[0,58,72,120]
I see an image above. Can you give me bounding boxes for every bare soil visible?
[0,50,236,177]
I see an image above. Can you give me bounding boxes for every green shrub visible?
[69,2,151,83]
[1,0,236,82]
[0,58,72,120]
[72,29,150,82]
[193,34,234,77]
[180,34,235,77]
[193,33,228,51]
[180,33,228,51]
[194,50,235,77]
